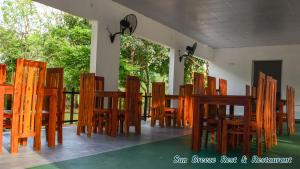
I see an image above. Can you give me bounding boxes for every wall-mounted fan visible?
[179,42,197,62]
[107,14,137,43]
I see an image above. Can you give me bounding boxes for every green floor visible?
[30,124,300,169]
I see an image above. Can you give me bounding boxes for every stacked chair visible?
[151,82,177,127]
[1,59,47,154]
[123,76,142,136]
[277,86,296,135]
[178,84,193,128]
[77,73,104,137]
[221,72,278,156]
[44,68,65,144]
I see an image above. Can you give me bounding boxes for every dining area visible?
[1,0,300,169]
[0,58,297,157]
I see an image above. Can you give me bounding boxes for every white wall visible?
[210,44,300,119]
[35,0,214,93]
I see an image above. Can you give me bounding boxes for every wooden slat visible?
[151,82,165,127]
[45,68,64,144]
[124,76,141,136]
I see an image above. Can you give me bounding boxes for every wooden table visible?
[94,91,125,137]
[0,84,58,148]
[192,95,252,156]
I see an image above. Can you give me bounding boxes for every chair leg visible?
[120,118,124,134]
[205,129,208,148]
[221,121,228,155]
[10,135,19,154]
[20,138,28,146]
[58,116,63,144]
[87,125,92,138]
[151,110,156,127]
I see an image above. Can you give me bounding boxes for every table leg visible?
[111,95,118,137]
[192,97,202,151]
[229,105,234,118]
[278,101,283,136]
[221,120,228,154]
[48,95,57,148]
[0,88,4,154]
[243,100,251,156]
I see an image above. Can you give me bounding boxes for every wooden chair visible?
[264,77,277,149]
[0,59,47,154]
[218,78,227,116]
[93,76,105,134]
[178,84,193,128]
[193,73,205,95]
[222,72,267,156]
[77,73,96,137]
[204,76,220,148]
[277,86,296,136]
[246,85,251,96]
[44,68,65,144]
[286,86,296,135]
[123,76,142,136]
[151,82,177,127]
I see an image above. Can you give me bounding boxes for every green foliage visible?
[184,56,208,84]
[119,35,170,94]
[0,0,91,89]
[0,0,208,93]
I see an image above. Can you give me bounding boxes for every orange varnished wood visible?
[45,68,64,144]
[124,76,141,136]
[10,59,47,154]
[151,82,177,128]
[77,73,96,137]
[221,72,267,156]
[151,82,166,127]
[0,64,6,84]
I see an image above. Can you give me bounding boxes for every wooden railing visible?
[62,89,153,124]
[63,88,79,124]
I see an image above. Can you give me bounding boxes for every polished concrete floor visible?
[0,121,191,169]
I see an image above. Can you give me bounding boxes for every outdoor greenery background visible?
[0,0,207,94]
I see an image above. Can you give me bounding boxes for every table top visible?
[193,95,252,106]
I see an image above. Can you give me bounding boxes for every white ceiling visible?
[113,0,300,48]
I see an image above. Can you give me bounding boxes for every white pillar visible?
[90,20,121,91]
[168,48,185,95]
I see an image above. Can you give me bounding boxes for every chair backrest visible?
[125,76,141,133]
[182,84,193,127]
[152,82,165,126]
[253,72,266,156]
[193,73,205,95]
[46,68,64,113]
[263,76,277,149]
[252,86,257,98]
[77,73,95,137]
[207,76,217,117]
[94,76,104,108]
[255,72,266,128]
[0,64,6,84]
[11,59,47,153]
[219,79,227,96]
[245,85,251,96]
[286,86,296,135]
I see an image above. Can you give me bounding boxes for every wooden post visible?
[70,88,75,124]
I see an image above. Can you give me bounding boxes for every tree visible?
[0,0,91,90]
[119,35,169,94]
[42,14,91,90]
[184,56,208,85]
